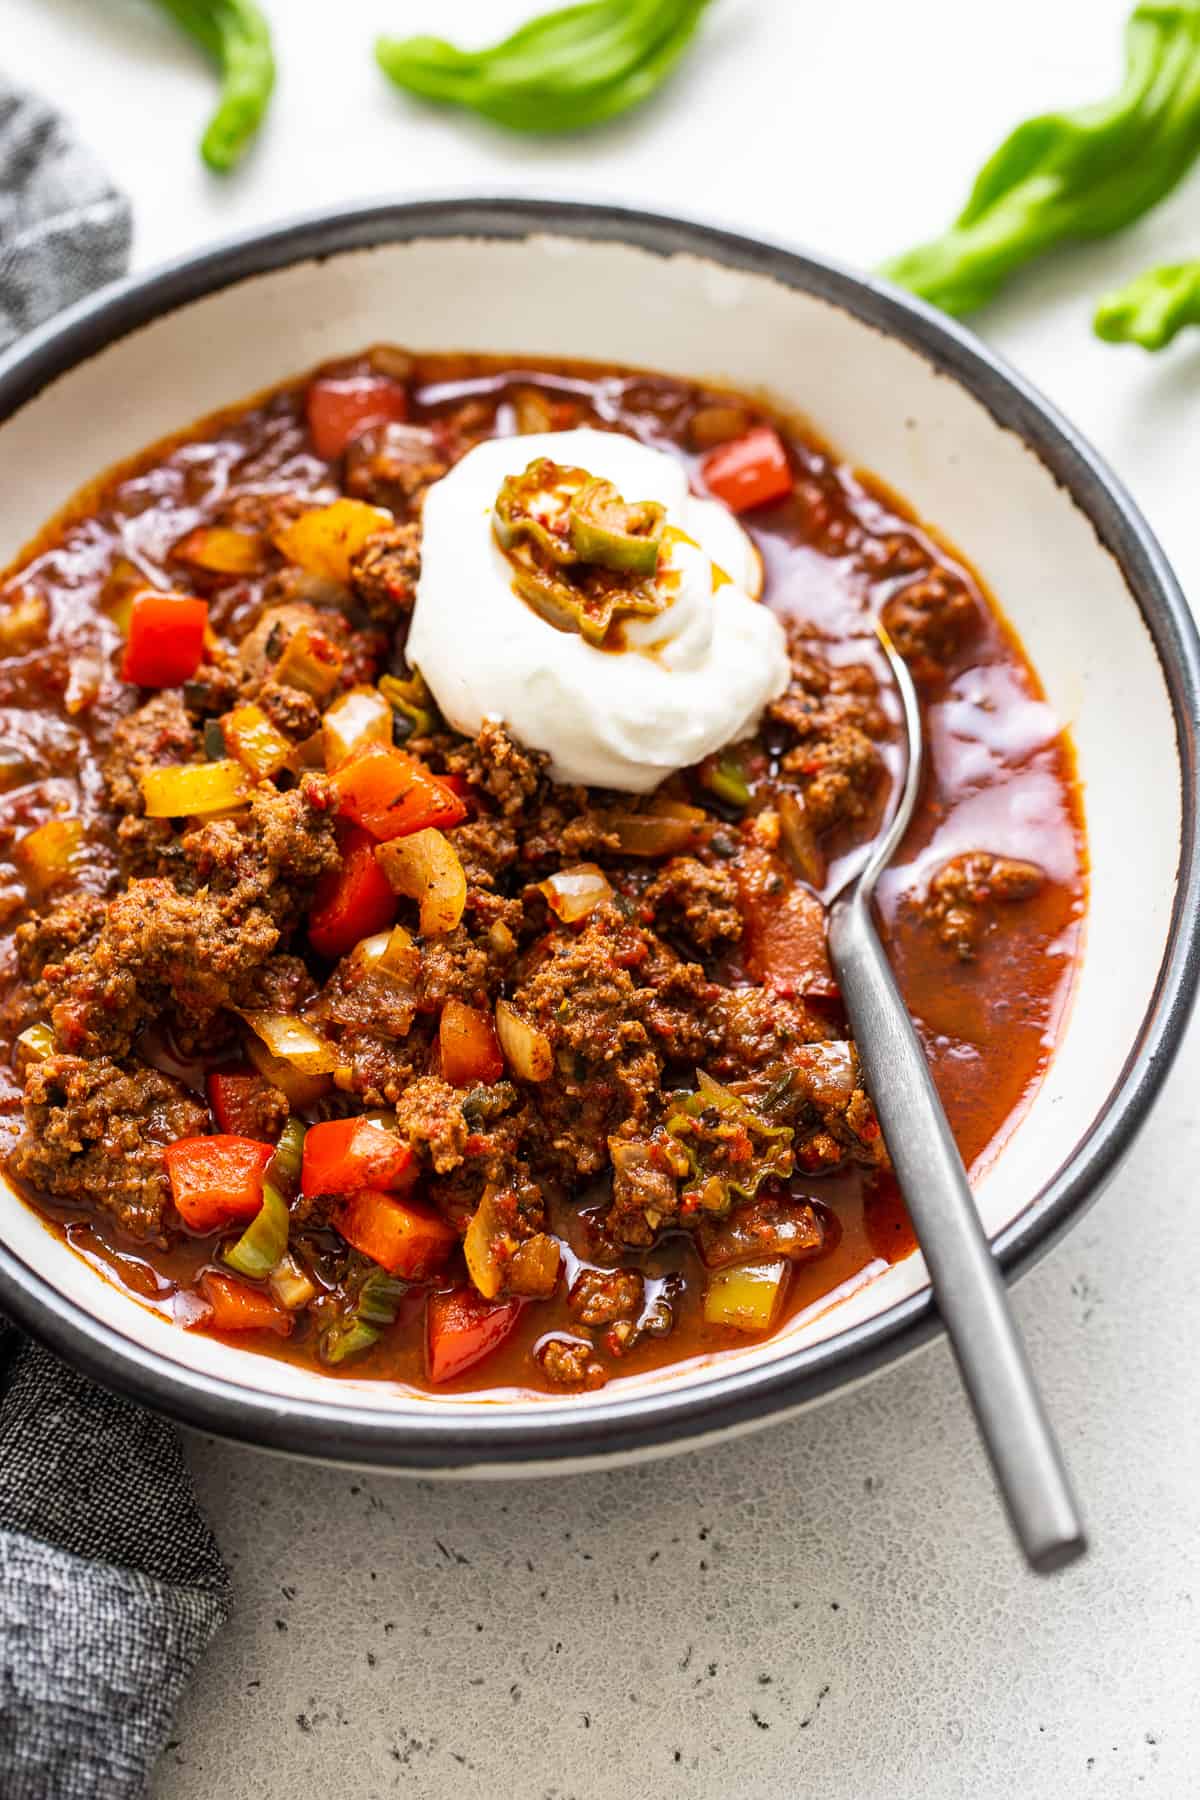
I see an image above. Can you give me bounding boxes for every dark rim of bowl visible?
[0,196,1196,1471]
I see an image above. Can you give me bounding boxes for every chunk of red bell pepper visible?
[306,375,409,460]
[196,1269,293,1335]
[336,1189,456,1279]
[439,998,504,1087]
[329,742,467,842]
[427,1286,522,1384]
[308,824,398,958]
[206,1070,279,1140]
[701,426,792,513]
[120,590,208,687]
[301,1116,416,1198]
[164,1134,274,1233]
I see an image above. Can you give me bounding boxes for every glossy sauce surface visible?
[0,355,1086,1396]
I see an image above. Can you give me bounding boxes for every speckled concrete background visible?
[5,0,1198,1791]
[153,1045,1200,1798]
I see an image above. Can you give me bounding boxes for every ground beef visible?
[11,1053,207,1241]
[539,1337,606,1389]
[916,851,1045,959]
[16,893,106,985]
[344,423,448,516]
[416,927,495,1013]
[638,946,722,1067]
[44,779,337,1057]
[102,692,197,814]
[210,1071,289,1141]
[349,522,422,622]
[329,1028,427,1109]
[314,960,418,1042]
[708,986,825,1080]
[254,679,322,742]
[394,1075,468,1173]
[642,856,742,953]
[444,719,547,819]
[569,1267,644,1325]
[113,814,183,882]
[452,815,519,891]
[881,570,980,681]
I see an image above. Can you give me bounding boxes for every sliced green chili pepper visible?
[319,1265,406,1366]
[148,0,276,172]
[268,1116,306,1189]
[376,0,713,136]
[494,458,669,644]
[223,1179,289,1280]
[701,752,751,810]
[379,671,438,741]
[882,2,1200,317]
[664,1069,794,1215]
[1094,258,1200,347]
[569,478,664,575]
[493,459,585,566]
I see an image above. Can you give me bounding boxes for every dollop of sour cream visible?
[407,428,790,793]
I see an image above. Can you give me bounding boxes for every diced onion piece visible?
[274,498,393,586]
[350,923,422,984]
[778,790,827,890]
[172,526,268,575]
[702,1259,790,1332]
[698,1199,824,1271]
[141,759,251,819]
[223,704,293,780]
[243,1032,333,1109]
[240,1011,338,1074]
[15,817,84,887]
[269,1253,317,1311]
[376,828,466,936]
[463,1183,509,1300]
[494,999,553,1082]
[324,685,394,770]
[538,863,613,924]
[603,799,705,858]
[793,1040,857,1108]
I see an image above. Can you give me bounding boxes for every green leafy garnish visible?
[149,0,276,171]
[882,2,1200,317]
[376,0,713,135]
[1094,258,1200,348]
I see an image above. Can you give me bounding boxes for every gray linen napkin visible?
[0,79,229,1800]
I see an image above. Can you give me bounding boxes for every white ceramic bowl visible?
[0,199,1196,1473]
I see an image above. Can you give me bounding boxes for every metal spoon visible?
[826,627,1086,1573]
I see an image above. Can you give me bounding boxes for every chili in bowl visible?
[0,201,1192,1471]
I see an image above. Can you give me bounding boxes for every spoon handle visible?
[828,890,1086,1573]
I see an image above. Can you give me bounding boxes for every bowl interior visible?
[0,224,1182,1425]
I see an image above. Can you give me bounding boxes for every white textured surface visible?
[5,0,1200,1793]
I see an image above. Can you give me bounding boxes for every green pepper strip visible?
[569,478,664,575]
[881,2,1200,317]
[223,1179,289,1280]
[268,1116,306,1189]
[702,753,751,809]
[1094,258,1200,347]
[377,0,713,136]
[148,0,276,172]
[320,1266,407,1366]
[379,672,437,740]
